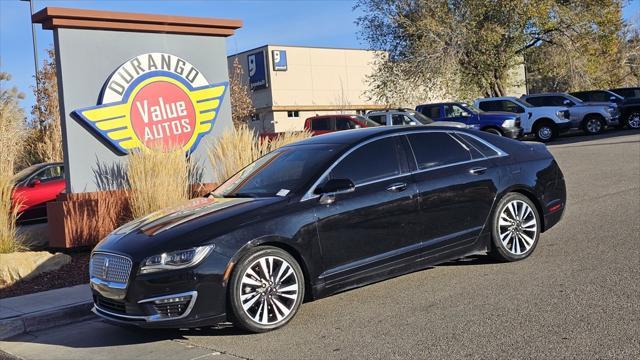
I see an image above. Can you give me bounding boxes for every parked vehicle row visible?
[265,87,638,142]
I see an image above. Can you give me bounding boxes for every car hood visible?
[93,196,285,259]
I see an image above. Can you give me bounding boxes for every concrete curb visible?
[0,301,94,340]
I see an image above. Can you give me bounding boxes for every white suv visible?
[474,97,571,142]
[366,109,468,129]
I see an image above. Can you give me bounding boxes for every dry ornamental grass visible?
[127,147,191,219]
[207,124,312,185]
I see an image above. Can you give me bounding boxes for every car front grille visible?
[90,252,132,285]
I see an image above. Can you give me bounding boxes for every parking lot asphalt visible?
[1,130,639,360]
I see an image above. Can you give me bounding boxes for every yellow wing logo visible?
[73,73,227,155]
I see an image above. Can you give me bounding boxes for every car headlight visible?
[501,119,517,127]
[556,110,570,119]
[139,245,214,274]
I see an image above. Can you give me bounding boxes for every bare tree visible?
[228,56,255,127]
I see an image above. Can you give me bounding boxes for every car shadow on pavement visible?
[543,128,640,146]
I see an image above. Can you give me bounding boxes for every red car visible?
[304,114,380,135]
[12,162,65,224]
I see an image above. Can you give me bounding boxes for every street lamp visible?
[20,0,40,118]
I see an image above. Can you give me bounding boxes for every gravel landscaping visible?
[0,252,89,299]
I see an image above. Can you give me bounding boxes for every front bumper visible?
[557,121,572,133]
[90,250,232,328]
[501,126,523,139]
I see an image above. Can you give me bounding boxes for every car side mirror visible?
[317,178,355,205]
[563,100,573,107]
[29,179,41,187]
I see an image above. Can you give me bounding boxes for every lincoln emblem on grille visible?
[104,257,110,276]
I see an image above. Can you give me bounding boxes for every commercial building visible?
[228,44,527,133]
[228,45,386,133]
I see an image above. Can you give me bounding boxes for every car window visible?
[407,132,472,170]
[367,114,386,125]
[329,137,401,185]
[524,97,550,107]
[353,115,380,127]
[444,104,468,118]
[588,92,613,102]
[478,100,523,113]
[311,117,331,131]
[456,133,500,158]
[611,88,640,99]
[335,118,355,130]
[420,105,441,119]
[571,92,590,102]
[391,114,413,125]
[32,165,64,182]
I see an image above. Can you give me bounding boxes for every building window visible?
[287,111,300,118]
[251,113,261,121]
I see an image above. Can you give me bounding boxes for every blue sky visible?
[1,0,639,112]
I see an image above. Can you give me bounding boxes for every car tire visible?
[533,122,556,142]
[484,128,503,136]
[489,193,541,262]
[626,112,640,129]
[583,116,604,135]
[229,246,305,333]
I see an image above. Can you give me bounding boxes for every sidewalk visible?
[0,284,93,340]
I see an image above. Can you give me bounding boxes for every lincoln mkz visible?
[90,126,566,332]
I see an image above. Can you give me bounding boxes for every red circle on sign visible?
[130,81,196,150]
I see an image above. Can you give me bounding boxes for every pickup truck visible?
[474,97,571,142]
[574,88,640,129]
[521,93,619,135]
[415,102,522,139]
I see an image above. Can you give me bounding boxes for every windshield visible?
[464,104,483,113]
[410,112,434,124]
[513,98,532,108]
[353,115,381,127]
[563,94,584,104]
[212,144,341,198]
[12,164,45,184]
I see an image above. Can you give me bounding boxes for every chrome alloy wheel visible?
[628,113,640,129]
[239,256,299,325]
[498,200,538,255]
[586,118,602,134]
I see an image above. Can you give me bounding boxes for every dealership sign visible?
[73,53,227,155]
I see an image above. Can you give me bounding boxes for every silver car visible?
[365,109,468,129]
[521,93,619,135]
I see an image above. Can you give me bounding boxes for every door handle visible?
[469,167,487,175]
[386,182,408,192]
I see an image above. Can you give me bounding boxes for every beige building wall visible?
[229,45,385,133]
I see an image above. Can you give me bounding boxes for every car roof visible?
[306,114,360,119]
[285,126,472,146]
[522,93,568,97]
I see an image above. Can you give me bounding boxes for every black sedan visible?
[90,126,566,332]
